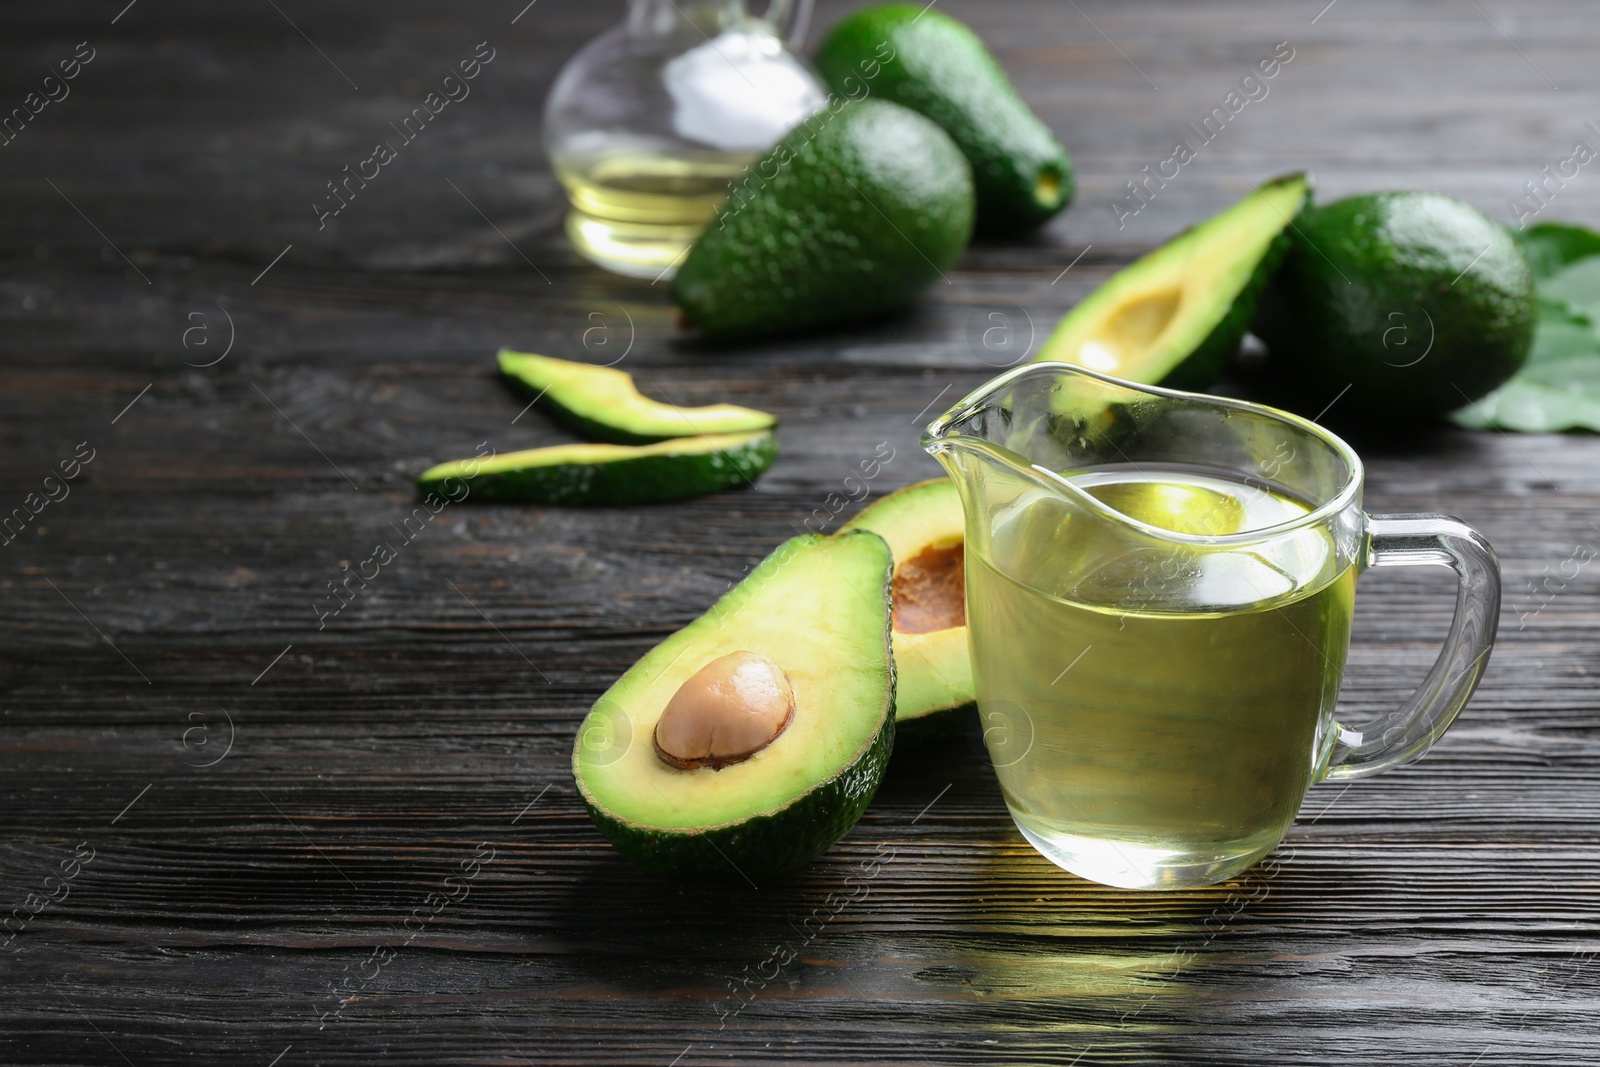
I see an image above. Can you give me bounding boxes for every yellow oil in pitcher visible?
[968,467,1356,885]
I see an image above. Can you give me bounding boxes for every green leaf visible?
[1540,255,1600,323]
[1452,221,1600,432]
[1451,296,1600,432]
[1451,372,1600,432]
[1513,222,1600,281]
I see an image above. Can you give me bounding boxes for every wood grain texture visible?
[3,1,1600,1064]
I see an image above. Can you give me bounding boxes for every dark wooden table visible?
[3,1,1598,1063]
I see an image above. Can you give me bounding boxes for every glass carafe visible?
[924,362,1501,889]
[544,0,825,279]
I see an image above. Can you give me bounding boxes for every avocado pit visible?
[654,651,796,770]
[892,542,966,634]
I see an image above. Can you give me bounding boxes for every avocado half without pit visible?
[841,478,976,741]
[1037,173,1310,390]
[572,531,896,880]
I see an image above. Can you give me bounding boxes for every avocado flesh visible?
[497,349,775,445]
[815,3,1072,233]
[1253,191,1536,419]
[573,532,895,879]
[1038,173,1309,390]
[416,431,775,505]
[841,478,975,741]
[672,98,974,340]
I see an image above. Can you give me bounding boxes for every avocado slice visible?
[673,98,974,340]
[497,349,776,445]
[1253,191,1536,420]
[841,478,975,742]
[573,531,896,879]
[416,431,775,505]
[1037,173,1309,390]
[815,3,1072,234]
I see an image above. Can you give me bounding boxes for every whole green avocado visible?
[1253,191,1536,420]
[814,3,1072,233]
[672,98,974,341]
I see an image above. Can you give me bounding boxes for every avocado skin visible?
[550,410,640,445]
[418,433,776,505]
[1254,192,1536,419]
[578,712,894,880]
[673,98,973,340]
[505,387,661,446]
[510,396,659,446]
[815,4,1072,234]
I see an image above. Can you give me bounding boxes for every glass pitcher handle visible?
[1324,514,1501,780]
[760,0,813,46]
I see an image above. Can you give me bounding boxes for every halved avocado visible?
[573,531,895,879]
[840,479,974,742]
[416,431,775,505]
[498,349,776,445]
[1037,173,1310,390]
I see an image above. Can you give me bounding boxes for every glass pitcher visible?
[924,362,1501,890]
[543,0,825,279]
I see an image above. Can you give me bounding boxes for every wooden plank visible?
[3,0,1600,1064]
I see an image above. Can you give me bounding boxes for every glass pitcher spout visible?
[921,361,1368,589]
[927,361,1358,496]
